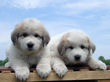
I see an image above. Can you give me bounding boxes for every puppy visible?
[5,18,50,81]
[48,29,107,77]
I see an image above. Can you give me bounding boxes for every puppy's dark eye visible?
[22,33,28,37]
[80,45,85,49]
[34,34,39,38]
[68,46,74,49]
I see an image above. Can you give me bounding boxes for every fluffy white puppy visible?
[47,29,107,77]
[5,18,50,81]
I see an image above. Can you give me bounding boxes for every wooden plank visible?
[0,66,110,81]
[0,70,110,81]
[1,71,11,73]
[98,80,110,82]
[0,73,17,82]
[80,67,89,71]
[80,69,89,71]
[27,70,110,81]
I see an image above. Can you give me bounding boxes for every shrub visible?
[0,58,8,66]
[99,56,110,65]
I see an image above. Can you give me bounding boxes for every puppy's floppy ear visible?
[88,38,96,54]
[11,29,19,45]
[58,39,69,56]
[41,30,50,47]
[11,24,21,45]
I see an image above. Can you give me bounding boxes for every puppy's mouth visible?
[28,48,33,51]
[74,60,81,63]
[74,59,86,64]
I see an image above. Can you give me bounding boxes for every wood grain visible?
[0,66,110,82]
[98,80,110,82]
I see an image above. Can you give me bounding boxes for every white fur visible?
[5,18,51,80]
[47,29,107,77]
[18,35,42,52]
[36,47,51,78]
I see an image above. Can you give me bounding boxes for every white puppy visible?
[5,18,51,81]
[47,29,107,77]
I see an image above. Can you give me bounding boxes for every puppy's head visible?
[58,30,96,64]
[11,18,50,53]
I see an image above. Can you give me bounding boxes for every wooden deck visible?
[0,66,110,82]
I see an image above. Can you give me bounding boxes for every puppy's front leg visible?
[87,56,107,70]
[36,57,51,78]
[53,58,68,78]
[11,60,30,81]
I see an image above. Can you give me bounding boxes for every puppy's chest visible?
[26,55,40,65]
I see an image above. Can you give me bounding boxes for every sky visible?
[0,0,110,60]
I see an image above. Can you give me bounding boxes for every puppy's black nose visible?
[27,42,34,48]
[74,55,81,61]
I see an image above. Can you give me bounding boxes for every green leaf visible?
[99,56,110,65]
[0,58,8,66]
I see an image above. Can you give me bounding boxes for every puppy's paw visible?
[15,67,29,81]
[97,61,107,70]
[89,60,107,70]
[53,64,68,78]
[36,64,51,78]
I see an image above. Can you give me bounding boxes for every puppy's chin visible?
[72,60,86,64]
[17,46,41,55]
[22,49,38,55]
[67,57,87,64]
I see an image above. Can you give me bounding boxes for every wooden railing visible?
[0,66,110,82]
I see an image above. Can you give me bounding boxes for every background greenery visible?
[99,56,110,65]
[0,58,8,66]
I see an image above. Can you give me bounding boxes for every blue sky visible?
[0,0,110,60]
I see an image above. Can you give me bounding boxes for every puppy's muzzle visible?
[27,42,34,50]
[74,55,81,61]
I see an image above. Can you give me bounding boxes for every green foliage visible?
[99,56,110,65]
[0,60,3,65]
[0,58,8,66]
